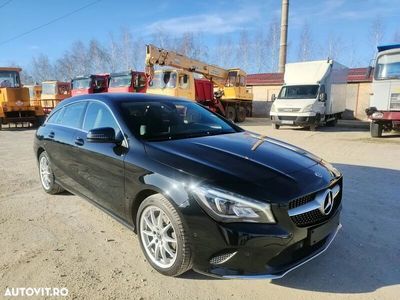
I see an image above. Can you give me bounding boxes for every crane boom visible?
[146,44,239,88]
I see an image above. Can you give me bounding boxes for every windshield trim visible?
[374,53,400,81]
[278,84,320,100]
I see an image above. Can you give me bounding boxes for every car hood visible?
[144,132,336,203]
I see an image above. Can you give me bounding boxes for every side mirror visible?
[319,92,327,102]
[87,127,120,144]
[366,66,373,78]
[271,93,276,101]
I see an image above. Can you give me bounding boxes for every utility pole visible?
[278,0,289,73]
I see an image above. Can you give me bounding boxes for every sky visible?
[0,0,399,70]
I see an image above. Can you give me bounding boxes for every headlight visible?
[191,186,276,223]
[302,104,313,112]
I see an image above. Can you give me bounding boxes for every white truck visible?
[270,60,348,130]
[365,44,400,137]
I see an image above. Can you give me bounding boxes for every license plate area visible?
[308,214,340,246]
[281,120,294,125]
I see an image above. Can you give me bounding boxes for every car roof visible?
[57,93,192,109]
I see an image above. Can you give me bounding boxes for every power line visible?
[0,0,103,46]
[0,0,13,9]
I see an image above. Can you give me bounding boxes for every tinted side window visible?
[46,108,63,124]
[83,102,120,135]
[58,102,87,128]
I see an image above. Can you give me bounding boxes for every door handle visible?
[75,137,84,146]
[48,131,55,139]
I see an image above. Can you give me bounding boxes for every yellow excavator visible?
[145,44,253,122]
[0,67,45,129]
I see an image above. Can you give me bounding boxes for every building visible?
[247,68,373,120]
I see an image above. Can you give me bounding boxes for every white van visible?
[270,60,348,130]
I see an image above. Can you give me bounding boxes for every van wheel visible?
[309,123,317,131]
[273,124,280,129]
[137,194,192,277]
[38,151,65,194]
[370,122,383,138]
[326,117,338,127]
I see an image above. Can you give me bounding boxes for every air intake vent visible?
[209,251,237,265]
[390,93,400,110]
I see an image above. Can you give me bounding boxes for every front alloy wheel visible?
[137,194,192,276]
[140,205,178,269]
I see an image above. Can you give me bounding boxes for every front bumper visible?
[270,115,318,126]
[223,222,341,279]
[183,180,342,278]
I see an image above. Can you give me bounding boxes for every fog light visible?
[372,112,384,119]
[209,251,237,265]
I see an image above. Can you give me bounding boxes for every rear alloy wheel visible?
[137,194,192,276]
[38,152,64,194]
[225,106,236,122]
[236,106,246,123]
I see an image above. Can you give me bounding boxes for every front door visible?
[72,101,127,218]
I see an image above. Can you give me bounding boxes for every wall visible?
[248,85,281,117]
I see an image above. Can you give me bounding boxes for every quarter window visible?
[83,102,120,135]
[57,102,87,128]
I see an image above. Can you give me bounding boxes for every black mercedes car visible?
[34,93,342,278]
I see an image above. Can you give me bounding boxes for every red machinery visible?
[71,74,110,96]
[108,71,147,93]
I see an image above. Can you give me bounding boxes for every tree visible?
[30,54,55,82]
[265,18,280,72]
[88,39,110,74]
[369,16,384,58]
[237,30,251,72]
[214,35,234,68]
[323,33,342,61]
[298,22,313,61]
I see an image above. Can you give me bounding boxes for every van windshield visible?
[278,85,319,99]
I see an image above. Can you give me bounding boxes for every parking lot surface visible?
[0,119,399,299]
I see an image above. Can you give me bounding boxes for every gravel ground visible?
[0,119,399,300]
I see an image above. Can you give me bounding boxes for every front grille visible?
[288,181,342,227]
[390,93,400,110]
[278,116,297,121]
[289,194,315,210]
[278,108,301,113]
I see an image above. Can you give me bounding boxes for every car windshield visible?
[375,53,400,80]
[148,71,177,89]
[0,71,20,88]
[118,100,240,141]
[278,85,319,99]
[109,75,131,87]
[42,82,57,95]
[72,78,91,89]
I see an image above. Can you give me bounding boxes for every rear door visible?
[72,101,127,218]
[42,102,87,189]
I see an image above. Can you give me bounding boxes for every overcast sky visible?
[0,0,399,69]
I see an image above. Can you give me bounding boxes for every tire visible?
[33,116,46,128]
[137,194,192,277]
[370,122,383,138]
[326,117,338,127]
[225,106,236,122]
[309,123,317,131]
[38,151,64,194]
[273,123,280,129]
[236,106,246,123]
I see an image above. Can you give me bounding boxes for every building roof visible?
[247,67,373,86]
